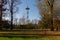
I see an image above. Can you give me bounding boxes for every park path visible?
[0,30,60,36]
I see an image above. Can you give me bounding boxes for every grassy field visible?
[0,36,60,40]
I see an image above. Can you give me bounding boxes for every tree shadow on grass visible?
[0,35,47,39]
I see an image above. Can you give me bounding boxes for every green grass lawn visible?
[0,36,60,40]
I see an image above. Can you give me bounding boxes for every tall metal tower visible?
[25,0,30,24]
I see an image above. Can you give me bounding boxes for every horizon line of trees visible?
[0,0,60,31]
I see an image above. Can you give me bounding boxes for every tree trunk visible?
[50,4,54,31]
[0,0,3,30]
[10,0,14,30]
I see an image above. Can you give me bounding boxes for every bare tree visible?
[8,0,21,30]
[0,0,7,29]
[37,0,56,31]
[45,0,55,31]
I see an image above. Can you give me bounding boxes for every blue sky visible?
[15,0,40,21]
[4,0,40,21]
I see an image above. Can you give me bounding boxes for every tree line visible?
[0,0,60,31]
